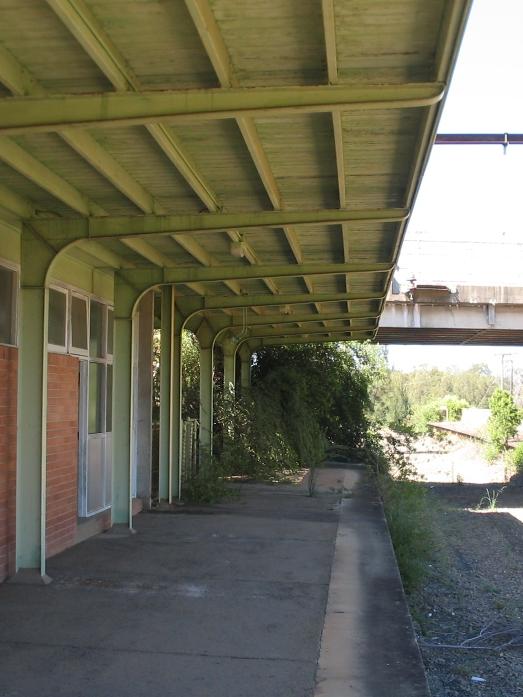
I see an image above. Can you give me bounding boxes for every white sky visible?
[386,0,523,374]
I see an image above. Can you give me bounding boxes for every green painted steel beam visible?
[0,138,105,216]
[115,261,391,286]
[0,182,34,218]
[176,290,385,315]
[75,240,135,269]
[0,83,445,135]
[0,43,42,95]
[36,207,408,243]
[249,331,374,348]
[247,322,377,338]
[227,311,378,326]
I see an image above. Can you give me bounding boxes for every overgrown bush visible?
[487,388,522,456]
[379,477,433,592]
[410,394,469,433]
[443,394,469,421]
[363,429,434,592]
[213,368,326,482]
[252,343,383,451]
[507,442,523,473]
[202,342,383,489]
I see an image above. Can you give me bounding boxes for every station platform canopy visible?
[0,0,471,343]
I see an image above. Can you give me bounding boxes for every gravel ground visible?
[408,437,523,697]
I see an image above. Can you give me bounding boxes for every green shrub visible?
[484,442,501,464]
[487,388,522,456]
[508,442,523,473]
[443,394,469,421]
[182,455,235,504]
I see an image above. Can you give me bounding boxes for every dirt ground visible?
[409,435,523,697]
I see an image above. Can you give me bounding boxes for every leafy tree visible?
[371,369,412,432]
[487,388,522,453]
[411,400,443,434]
[253,342,384,450]
[442,394,469,421]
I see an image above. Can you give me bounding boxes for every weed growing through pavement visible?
[477,486,507,511]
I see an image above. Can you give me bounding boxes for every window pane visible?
[107,308,114,355]
[106,364,113,432]
[89,300,104,358]
[87,436,104,513]
[88,363,104,434]
[71,295,88,351]
[48,288,66,347]
[0,266,15,344]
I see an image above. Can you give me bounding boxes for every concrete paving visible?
[0,467,429,696]
[0,477,340,697]
[315,469,431,697]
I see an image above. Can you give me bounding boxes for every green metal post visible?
[158,286,171,501]
[14,226,54,582]
[169,305,183,501]
[16,285,48,572]
[111,281,137,527]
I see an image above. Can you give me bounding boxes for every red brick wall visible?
[0,346,17,581]
[46,353,79,559]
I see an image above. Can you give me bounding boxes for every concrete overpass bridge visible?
[377,284,523,345]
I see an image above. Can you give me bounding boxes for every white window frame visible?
[79,299,114,518]
[69,291,89,357]
[106,307,114,359]
[47,285,68,354]
[43,280,115,517]
[0,258,19,348]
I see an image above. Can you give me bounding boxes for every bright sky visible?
[387,0,523,374]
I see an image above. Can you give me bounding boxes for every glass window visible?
[106,308,114,356]
[88,363,104,434]
[48,288,67,348]
[89,300,104,358]
[0,265,15,345]
[106,364,113,432]
[70,295,88,352]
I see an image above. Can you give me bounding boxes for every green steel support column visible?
[197,322,214,465]
[169,304,183,501]
[14,226,54,582]
[221,338,236,398]
[158,286,171,501]
[112,281,139,527]
[238,345,252,395]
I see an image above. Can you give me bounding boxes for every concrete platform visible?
[315,469,431,697]
[0,468,429,696]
